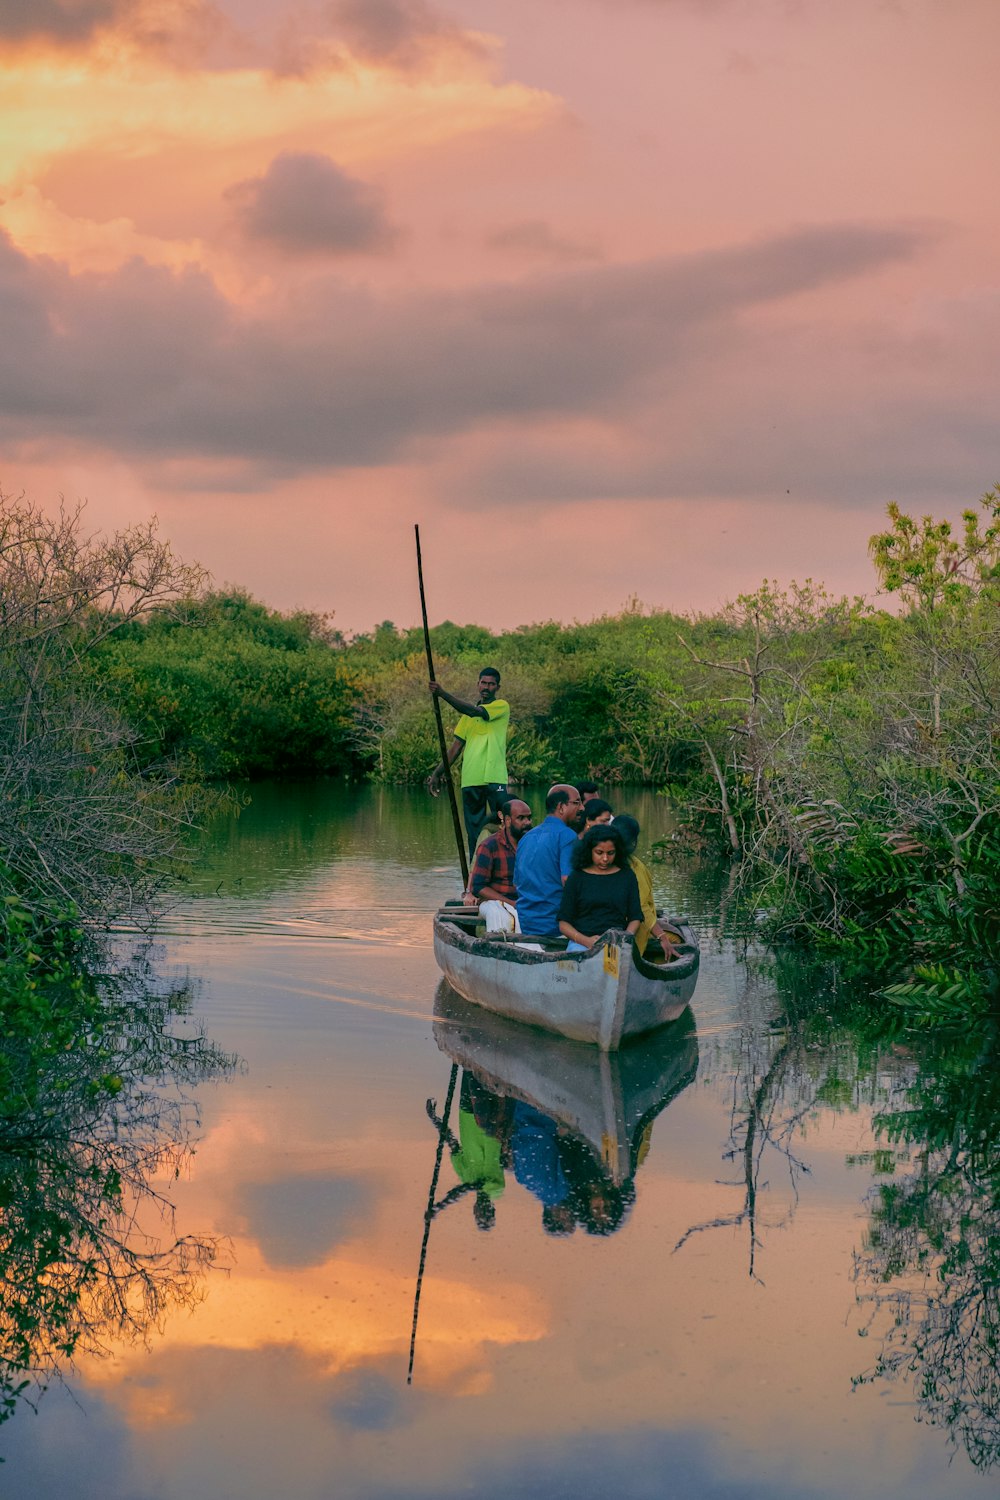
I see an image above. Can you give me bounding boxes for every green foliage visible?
[344,603,700,787]
[97,589,363,779]
[0,493,207,923]
[0,929,234,1429]
[869,486,1000,613]
[852,1018,1000,1468]
[0,896,93,1114]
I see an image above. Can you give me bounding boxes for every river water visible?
[5,783,998,1499]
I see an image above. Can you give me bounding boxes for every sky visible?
[1,0,997,633]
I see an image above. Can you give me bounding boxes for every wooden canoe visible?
[432,984,698,1185]
[432,909,699,1050]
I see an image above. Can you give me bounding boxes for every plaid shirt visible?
[470,825,518,900]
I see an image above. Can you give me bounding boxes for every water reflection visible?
[678,954,916,1281]
[183,779,691,902]
[0,948,236,1432]
[854,1017,1000,1471]
[406,987,699,1385]
[431,984,698,1218]
[13,784,1000,1499]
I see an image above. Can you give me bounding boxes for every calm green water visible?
[5,783,999,1499]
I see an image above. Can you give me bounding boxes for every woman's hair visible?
[573,823,628,871]
[582,797,613,822]
[612,813,640,855]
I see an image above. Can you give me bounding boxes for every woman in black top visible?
[558,824,642,951]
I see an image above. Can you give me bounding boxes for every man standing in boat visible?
[426,668,511,859]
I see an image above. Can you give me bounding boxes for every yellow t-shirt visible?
[630,855,657,957]
[454,699,510,786]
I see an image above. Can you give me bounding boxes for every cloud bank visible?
[6,217,993,515]
[0,222,936,483]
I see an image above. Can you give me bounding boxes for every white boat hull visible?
[432,916,699,1050]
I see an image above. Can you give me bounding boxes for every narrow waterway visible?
[5,783,998,1499]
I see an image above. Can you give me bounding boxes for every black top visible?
[558,867,642,937]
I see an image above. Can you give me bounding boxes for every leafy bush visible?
[97,590,362,779]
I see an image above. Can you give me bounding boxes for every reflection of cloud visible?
[370,1426,853,1500]
[327,1364,411,1431]
[235,1171,372,1267]
[78,1247,548,1423]
[227,152,400,256]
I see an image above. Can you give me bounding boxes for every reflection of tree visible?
[675,955,907,1280]
[189,782,685,898]
[0,949,235,1427]
[674,1031,813,1280]
[853,1019,1000,1470]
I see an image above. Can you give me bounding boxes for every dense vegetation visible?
[0,495,232,1431]
[2,486,998,1007]
[96,590,360,779]
[0,495,206,935]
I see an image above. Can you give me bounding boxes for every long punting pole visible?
[407,1061,459,1385]
[415,524,469,887]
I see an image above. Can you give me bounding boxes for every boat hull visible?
[433,985,699,1184]
[432,916,699,1049]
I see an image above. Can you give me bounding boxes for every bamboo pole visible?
[415,524,469,886]
[407,1062,459,1385]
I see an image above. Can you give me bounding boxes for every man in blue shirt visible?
[513,784,584,936]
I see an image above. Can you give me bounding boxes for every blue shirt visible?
[511,1103,569,1207]
[513,816,578,936]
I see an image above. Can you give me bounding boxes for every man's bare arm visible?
[429,682,488,720]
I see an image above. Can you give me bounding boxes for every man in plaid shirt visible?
[466,798,533,927]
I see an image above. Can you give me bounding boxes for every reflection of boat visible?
[432,911,699,1049]
[433,985,699,1185]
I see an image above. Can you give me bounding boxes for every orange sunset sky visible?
[1,0,997,632]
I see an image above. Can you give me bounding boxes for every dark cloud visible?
[227,152,400,256]
[487,218,602,263]
[2,218,986,516]
[327,0,487,71]
[234,1170,372,1267]
[326,1367,409,1431]
[0,0,123,43]
[0,0,231,56]
[368,1425,871,1500]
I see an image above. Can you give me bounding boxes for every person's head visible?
[541,1202,576,1237]
[576,779,600,804]
[545,783,584,828]
[577,1179,636,1237]
[477,667,501,703]
[573,823,629,872]
[473,1191,496,1231]
[611,813,640,857]
[499,797,533,841]
[582,797,613,831]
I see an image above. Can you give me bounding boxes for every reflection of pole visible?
[407,1061,459,1386]
[415,524,469,887]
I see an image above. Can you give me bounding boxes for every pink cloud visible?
[227,152,401,256]
[0,221,936,481]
